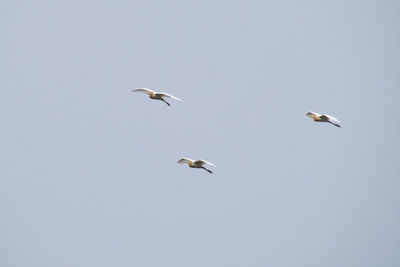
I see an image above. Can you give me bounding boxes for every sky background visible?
[1,0,399,266]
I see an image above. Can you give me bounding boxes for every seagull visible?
[306,111,341,127]
[131,88,182,106]
[178,158,216,174]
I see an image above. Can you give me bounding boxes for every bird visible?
[306,111,341,127]
[178,158,216,174]
[131,88,182,106]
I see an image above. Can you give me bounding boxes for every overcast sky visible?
[1,0,399,266]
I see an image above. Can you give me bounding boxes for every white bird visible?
[132,88,182,106]
[178,158,216,174]
[306,111,341,127]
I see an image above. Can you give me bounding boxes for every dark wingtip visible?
[329,121,341,128]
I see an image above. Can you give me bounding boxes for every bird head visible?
[306,112,314,118]
[306,112,320,121]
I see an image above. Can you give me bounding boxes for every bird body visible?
[178,158,215,174]
[132,88,182,106]
[306,111,341,127]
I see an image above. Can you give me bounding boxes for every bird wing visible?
[178,158,192,164]
[132,88,154,94]
[194,160,216,167]
[156,92,183,101]
[321,114,340,124]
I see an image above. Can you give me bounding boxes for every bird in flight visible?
[306,111,341,127]
[178,158,216,174]
[132,88,182,106]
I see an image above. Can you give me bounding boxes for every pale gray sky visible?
[1,0,399,266]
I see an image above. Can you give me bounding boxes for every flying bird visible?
[306,111,341,127]
[178,158,216,174]
[131,88,182,106]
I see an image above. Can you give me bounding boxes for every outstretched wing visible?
[132,88,154,94]
[178,158,192,164]
[321,114,340,124]
[194,159,216,167]
[156,92,183,101]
